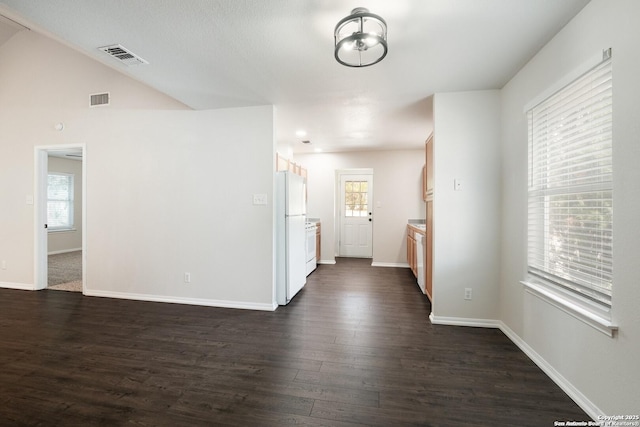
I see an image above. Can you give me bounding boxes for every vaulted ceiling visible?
[0,0,589,153]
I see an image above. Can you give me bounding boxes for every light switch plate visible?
[454,179,463,191]
[253,193,268,205]
[26,195,34,205]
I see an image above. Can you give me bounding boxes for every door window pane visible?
[345,180,368,217]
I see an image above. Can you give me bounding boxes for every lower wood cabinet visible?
[407,224,431,301]
[425,202,433,302]
[407,231,417,277]
[315,223,321,262]
[406,225,425,281]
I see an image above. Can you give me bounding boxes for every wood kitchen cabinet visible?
[276,153,289,172]
[407,228,417,277]
[425,201,433,302]
[406,224,425,280]
[425,133,434,200]
[276,152,309,201]
[315,222,321,262]
[422,164,427,201]
[424,132,434,302]
[276,153,307,179]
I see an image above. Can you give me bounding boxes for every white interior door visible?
[339,173,373,258]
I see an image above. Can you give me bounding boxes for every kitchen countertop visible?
[407,223,426,234]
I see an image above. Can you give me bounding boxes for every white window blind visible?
[47,173,75,230]
[527,57,613,308]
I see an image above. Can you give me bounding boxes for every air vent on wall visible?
[90,92,110,107]
[98,44,148,66]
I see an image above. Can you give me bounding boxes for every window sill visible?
[521,280,618,338]
[48,228,77,233]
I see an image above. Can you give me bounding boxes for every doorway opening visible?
[34,145,86,293]
[336,169,373,258]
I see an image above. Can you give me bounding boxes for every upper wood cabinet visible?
[276,153,307,179]
[425,133,434,200]
[276,153,289,172]
[276,152,309,201]
[422,164,427,201]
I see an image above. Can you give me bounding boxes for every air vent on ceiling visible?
[98,44,148,66]
[90,92,110,107]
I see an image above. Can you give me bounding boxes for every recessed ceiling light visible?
[301,140,311,144]
[314,148,323,153]
[295,130,307,137]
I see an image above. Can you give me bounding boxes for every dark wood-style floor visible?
[1,258,587,426]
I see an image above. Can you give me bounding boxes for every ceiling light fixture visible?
[334,7,388,68]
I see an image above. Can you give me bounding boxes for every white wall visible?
[0,29,276,309]
[47,157,83,254]
[500,0,640,415]
[80,108,275,307]
[431,90,501,321]
[295,150,425,265]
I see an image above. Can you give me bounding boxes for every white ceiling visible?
[0,0,589,153]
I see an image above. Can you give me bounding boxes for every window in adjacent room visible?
[47,173,75,231]
[526,52,613,318]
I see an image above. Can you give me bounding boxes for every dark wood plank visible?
[0,258,588,425]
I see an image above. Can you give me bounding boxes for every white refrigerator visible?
[276,171,307,305]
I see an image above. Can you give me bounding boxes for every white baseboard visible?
[83,289,276,312]
[0,282,276,311]
[371,262,409,268]
[48,248,82,255]
[0,282,35,290]
[429,313,502,329]
[428,313,602,420]
[317,260,336,265]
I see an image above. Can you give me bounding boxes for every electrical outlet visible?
[184,272,191,283]
[464,288,472,300]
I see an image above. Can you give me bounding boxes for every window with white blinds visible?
[47,173,75,230]
[527,57,613,309]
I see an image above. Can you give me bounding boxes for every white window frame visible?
[521,49,617,337]
[47,172,75,232]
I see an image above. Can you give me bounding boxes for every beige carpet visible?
[48,251,82,292]
[48,280,82,292]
